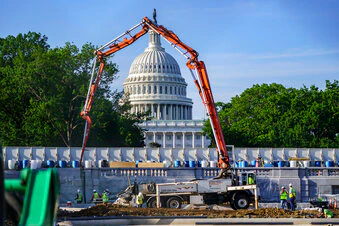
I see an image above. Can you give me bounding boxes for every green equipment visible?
[1,143,60,226]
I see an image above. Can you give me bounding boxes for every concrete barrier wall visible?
[2,146,339,169]
[5,167,339,204]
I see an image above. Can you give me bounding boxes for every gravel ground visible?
[57,203,339,219]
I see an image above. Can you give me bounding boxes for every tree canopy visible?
[203,81,339,148]
[0,32,145,147]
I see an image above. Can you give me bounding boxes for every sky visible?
[1,0,339,119]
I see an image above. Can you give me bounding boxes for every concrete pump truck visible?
[80,14,259,210]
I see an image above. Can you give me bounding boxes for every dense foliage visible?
[204,82,339,148]
[0,32,145,147]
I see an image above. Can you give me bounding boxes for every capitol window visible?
[148,85,151,94]
[176,135,181,140]
[157,135,161,140]
[165,86,168,94]
[196,135,201,140]
[148,135,153,140]
[166,135,171,140]
[170,87,172,94]
[154,86,157,94]
[143,86,146,94]
[174,87,177,94]
[160,86,162,94]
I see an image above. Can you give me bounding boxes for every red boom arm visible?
[80,17,230,171]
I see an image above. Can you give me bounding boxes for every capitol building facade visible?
[123,31,210,148]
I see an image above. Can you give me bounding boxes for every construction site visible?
[2,10,339,226]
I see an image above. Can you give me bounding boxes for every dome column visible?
[178,105,180,120]
[192,132,195,148]
[164,104,167,120]
[169,104,172,120]
[172,132,176,148]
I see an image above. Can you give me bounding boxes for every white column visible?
[182,132,185,148]
[192,132,195,148]
[157,104,160,120]
[153,132,156,143]
[164,104,167,120]
[163,132,166,148]
[169,104,173,120]
[172,132,176,148]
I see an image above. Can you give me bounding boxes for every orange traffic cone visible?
[329,198,333,209]
[334,198,337,209]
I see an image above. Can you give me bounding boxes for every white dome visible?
[129,31,181,75]
[129,50,181,75]
[123,30,193,120]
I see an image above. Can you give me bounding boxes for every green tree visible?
[0,32,146,147]
[204,81,339,148]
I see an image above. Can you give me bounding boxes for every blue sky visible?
[1,0,339,119]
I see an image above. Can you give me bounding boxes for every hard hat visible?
[138,192,143,196]
[93,189,96,192]
[289,183,292,187]
[281,186,285,189]
[105,189,109,192]
[77,189,80,193]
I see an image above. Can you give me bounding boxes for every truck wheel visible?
[146,197,157,208]
[233,194,250,209]
[166,197,182,209]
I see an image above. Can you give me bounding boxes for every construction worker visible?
[288,183,296,210]
[74,189,83,204]
[90,189,101,203]
[102,189,110,204]
[323,209,333,218]
[136,192,144,208]
[248,174,255,185]
[280,186,288,210]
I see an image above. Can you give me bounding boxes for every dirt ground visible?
[57,204,339,219]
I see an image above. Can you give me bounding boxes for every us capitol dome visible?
[123,31,210,148]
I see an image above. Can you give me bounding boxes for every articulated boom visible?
[80,17,230,172]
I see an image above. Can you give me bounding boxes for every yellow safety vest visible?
[248,176,254,185]
[289,187,296,198]
[102,192,109,203]
[280,190,287,200]
[93,192,99,200]
[76,193,83,202]
[136,194,143,205]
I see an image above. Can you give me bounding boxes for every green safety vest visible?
[76,193,83,202]
[102,192,109,203]
[289,187,296,198]
[324,209,333,218]
[280,191,287,200]
[248,176,254,185]
[136,194,143,205]
[93,192,99,200]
